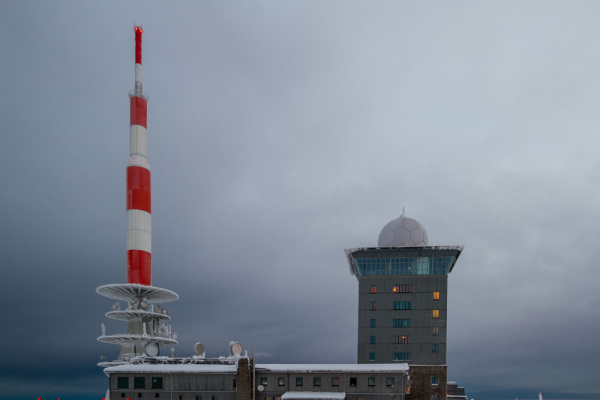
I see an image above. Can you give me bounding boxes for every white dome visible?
[378,213,429,247]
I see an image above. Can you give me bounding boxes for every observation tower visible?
[97,26,178,367]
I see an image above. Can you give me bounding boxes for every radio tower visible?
[97,26,178,366]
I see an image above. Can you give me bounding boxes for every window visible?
[433,291,440,300]
[393,318,411,327]
[117,377,129,389]
[369,352,375,362]
[432,377,439,386]
[278,377,285,386]
[432,396,438,400]
[393,284,411,293]
[138,394,142,398]
[233,379,237,388]
[349,377,357,387]
[392,352,410,361]
[313,377,321,387]
[370,319,376,328]
[392,335,410,344]
[370,302,377,310]
[393,301,411,310]
[433,310,439,318]
[432,326,439,336]
[296,377,303,386]
[121,394,125,398]
[332,377,339,387]
[432,344,439,352]
[386,378,394,387]
[134,377,145,389]
[369,335,376,344]
[370,285,377,294]
[152,377,163,389]
[261,377,268,386]
[368,377,375,387]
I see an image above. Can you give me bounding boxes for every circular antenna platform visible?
[194,343,205,355]
[97,283,178,303]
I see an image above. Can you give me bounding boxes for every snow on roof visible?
[282,392,346,400]
[256,364,408,373]
[104,363,237,374]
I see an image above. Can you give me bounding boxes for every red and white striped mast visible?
[127,25,151,285]
[97,26,178,366]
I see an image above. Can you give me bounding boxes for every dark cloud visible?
[1,1,600,400]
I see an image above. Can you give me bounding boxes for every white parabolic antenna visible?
[230,341,242,355]
[145,343,159,357]
[257,385,264,392]
[194,342,205,355]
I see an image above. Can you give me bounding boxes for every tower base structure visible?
[97,283,178,366]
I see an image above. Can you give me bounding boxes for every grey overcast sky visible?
[1,1,599,400]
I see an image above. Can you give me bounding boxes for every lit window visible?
[134,377,145,389]
[370,302,377,310]
[313,377,321,387]
[392,352,410,361]
[296,377,303,386]
[369,335,376,344]
[392,335,410,344]
[369,352,375,361]
[393,284,412,293]
[433,310,439,318]
[260,377,267,386]
[432,326,439,336]
[393,318,411,327]
[278,377,285,386]
[386,378,394,387]
[371,285,377,294]
[433,291,440,300]
[152,377,163,389]
[432,344,439,352]
[368,377,375,387]
[370,319,376,328]
[332,377,339,386]
[350,377,357,387]
[432,377,439,386]
[117,377,129,389]
[393,301,411,310]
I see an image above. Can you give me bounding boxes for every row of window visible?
[367,346,439,361]
[369,322,440,335]
[261,376,396,388]
[369,311,440,327]
[372,334,443,344]
[369,286,440,300]
[117,377,163,389]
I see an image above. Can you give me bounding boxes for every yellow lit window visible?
[432,310,439,318]
[433,291,440,300]
[371,285,377,294]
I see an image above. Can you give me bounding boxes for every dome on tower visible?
[377,212,429,247]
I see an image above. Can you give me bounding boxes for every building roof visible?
[282,392,347,400]
[104,363,237,374]
[256,364,409,373]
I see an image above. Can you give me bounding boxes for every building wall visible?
[406,366,447,400]
[109,372,237,400]
[357,275,448,365]
[255,370,407,400]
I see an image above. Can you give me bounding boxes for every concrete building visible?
[345,212,463,400]
[104,356,410,400]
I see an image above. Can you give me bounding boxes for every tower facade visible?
[345,213,462,399]
[97,26,179,366]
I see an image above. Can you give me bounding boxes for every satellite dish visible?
[145,343,159,357]
[194,343,205,355]
[171,333,178,340]
[257,385,264,392]
[230,342,242,356]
